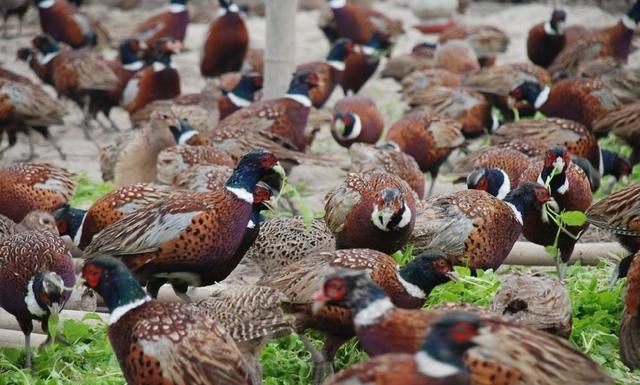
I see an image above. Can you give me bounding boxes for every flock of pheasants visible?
[2,0,640,384]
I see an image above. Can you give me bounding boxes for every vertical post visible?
[264,0,298,99]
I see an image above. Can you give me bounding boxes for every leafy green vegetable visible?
[69,173,113,209]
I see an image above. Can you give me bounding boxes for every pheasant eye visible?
[83,265,102,288]
[449,322,478,344]
[324,278,347,300]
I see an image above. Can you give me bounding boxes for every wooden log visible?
[0,329,47,348]
[264,0,298,99]
[0,309,108,334]
[503,241,626,266]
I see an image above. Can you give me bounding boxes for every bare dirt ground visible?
[0,0,632,227]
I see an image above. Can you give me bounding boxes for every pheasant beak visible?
[445,271,460,282]
[272,162,286,180]
[48,302,61,318]
[507,96,516,110]
[139,41,148,51]
[311,291,328,315]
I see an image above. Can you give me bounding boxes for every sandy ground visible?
[0,0,633,221]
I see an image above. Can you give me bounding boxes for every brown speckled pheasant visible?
[0,76,66,161]
[463,62,550,119]
[0,231,75,368]
[509,78,621,129]
[156,144,235,185]
[331,96,384,148]
[0,163,76,223]
[350,142,426,199]
[438,24,509,67]
[0,211,59,238]
[82,255,255,385]
[579,57,640,103]
[386,112,465,196]
[593,102,640,164]
[620,252,640,370]
[213,71,318,153]
[400,68,462,99]
[320,273,612,385]
[519,146,592,271]
[407,86,495,138]
[245,216,335,275]
[325,171,416,254]
[457,147,530,195]
[194,284,295,383]
[493,118,601,171]
[75,184,176,249]
[297,38,354,108]
[410,182,553,271]
[548,1,640,76]
[84,149,285,301]
[586,183,640,255]
[261,248,456,382]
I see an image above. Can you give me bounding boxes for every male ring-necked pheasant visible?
[84,149,285,302]
[0,231,75,368]
[324,171,416,254]
[82,255,255,385]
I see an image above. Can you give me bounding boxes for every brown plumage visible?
[297,39,354,108]
[331,96,383,147]
[438,24,509,66]
[526,10,590,68]
[579,57,640,103]
[455,147,530,190]
[194,284,295,383]
[324,1,403,45]
[386,112,464,196]
[586,183,640,254]
[324,171,416,254]
[0,76,66,161]
[85,149,285,300]
[200,1,249,77]
[350,142,426,199]
[122,38,182,116]
[84,256,254,385]
[519,148,592,265]
[212,71,317,153]
[408,86,494,138]
[36,0,108,48]
[77,184,175,249]
[621,252,640,370]
[171,164,233,192]
[0,163,76,223]
[156,144,235,185]
[0,230,75,369]
[492,118,600,170]
[0,211,59,238]
[433,40,480,75]
[409,183,552,270]
[380,44,435,82]
[490,272,572,338]
[593,102,640,163]
[400,68,462,100]
[509,78,621,129]
[245,216,335,274]
[548,5,640,76]
[99,111,181,187]
[463,62,551,119]
[133,0,188,49]
[260,248,455,379]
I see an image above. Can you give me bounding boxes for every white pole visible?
[264,0,298,99]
